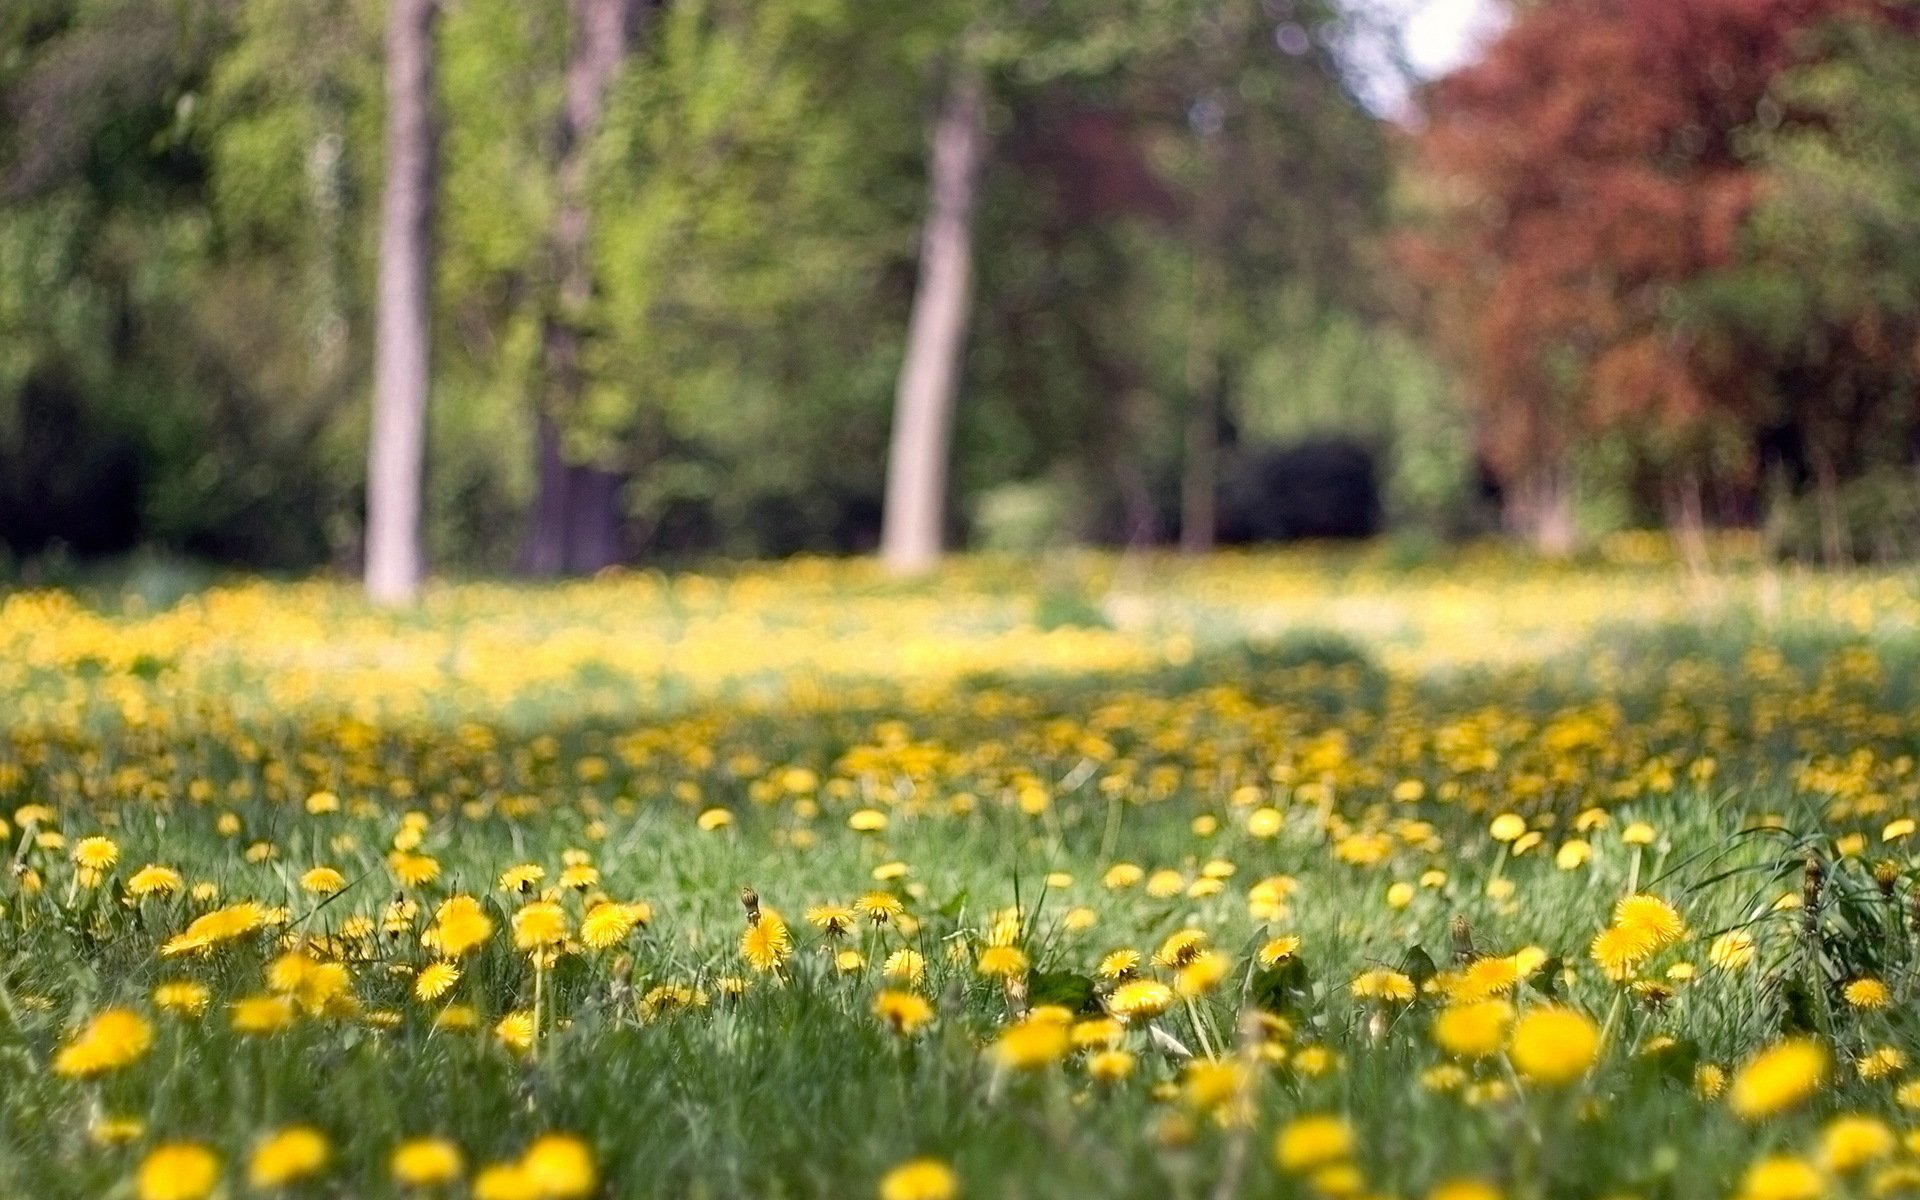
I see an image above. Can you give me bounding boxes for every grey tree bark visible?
[520,0,644,577]
[880,60,988,576]
[365,0,440,604]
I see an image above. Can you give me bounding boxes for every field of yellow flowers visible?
[6,546,1920,1199]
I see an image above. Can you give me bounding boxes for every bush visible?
[1218,437,1381,543]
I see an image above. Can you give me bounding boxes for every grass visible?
[3,546,1920,1198]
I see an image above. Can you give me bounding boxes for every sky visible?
[1342,0,1509,117]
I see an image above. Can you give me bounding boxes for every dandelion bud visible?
[1450,915,1477,965]
[740,887,761,926]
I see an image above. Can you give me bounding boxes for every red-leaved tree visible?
[1402,0,1855,549]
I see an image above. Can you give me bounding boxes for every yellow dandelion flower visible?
[1822,1115,1895,1172]
[741,912,793,973]
[1730,1038,1828,1120]
[1274,1114,1353,1172]
[429,895,494,958]
[991,1018,1070,1070]
[392,1138,465,1187]
[1507,1006,1600,1085]
[1097,949,1142,979]
[495,1011,535,1054]
[154,981,210,1017]
[52,1008,153,1078]
[976,945,1029,979]
[511,901,568,951]
[580,902,643,950]
[1431,1000,1512,1060]
[873,989,935,1036]
[520,1134,596,1199]
[878,1158,958,1200]
[249,1127,329,1189]
[1107,979,1176,1022]
[1739,1156,1823,1200]
[127,865,183,898]
[415,961,461,1002]
[161,901,270,956]
[137,1143,220,1200]
[883,949,926,986]
[1845,978,1892,1010]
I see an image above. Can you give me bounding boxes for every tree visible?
[520,0,648,577]
[1402,0,1852,551]
[365,0,441,604]
[880,47,989,575]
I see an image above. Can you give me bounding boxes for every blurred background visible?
[1,0,1915,592]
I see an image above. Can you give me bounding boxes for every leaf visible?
[1027,970,1098,1015]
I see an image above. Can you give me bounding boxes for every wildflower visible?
[874,990,935,1036]
[883,949,926,986]
[1507,1007,1600,1084]
[138,1143,220,1200]
[1844,978,1892,1010]
[1429,1181,1501,1200]
[499,864,546,894]
[1097,949,1142,979]
[1696,1063,1727,1097]
[1489,814,1527,842]
[1102,863,1144,889]
[1155,928,1209,969]
[1612,894,1686,947]
[415,961,460,1001]
[1861,1046,1906,1080]
[391,853,442,887]
[976,945,1029,979]
[1274,1114,1353,1172]
[1822,1115,1895,1172]
[580,902,644,950]
[1087,1048,1136,1082]
[1432,1000,1512,1059]
[879,1158,958,1200]
[1555,841,1592,870]
[1446,955,1520,1003]
[301,866,347,896]
[741,912,793,973]
[1709,930,1756,970]
[392,1138,465,1186]
[429,895,494,957]
[511,902,569,951]
[1176,951,1231,997]
[806,904,856,937]
[1739,1156,1823,1200]
[72,834,119,876]
[858,892,905,924]
[154,981,210,1016]
[52,1008,153,1077]
[1107,980,1175,1022]
[1590,924,1658,981]
[1257,935,1302,967]
[835,949,866,973]
[249,1127,329,1189]
[90,1115,146,1145]
[495,1011,535,1054]
[232,994,298,1035]
[1351,969,1416,1003]
[161,901,270,956]
[1730,1038,1828,1120]
[991,1018,1069,1070]
[521,1134,597,1198]
[127,865,184,898]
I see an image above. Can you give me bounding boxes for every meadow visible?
[5,545,1920,1199]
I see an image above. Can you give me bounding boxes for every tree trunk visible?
[521,0,641,577]
[365,0,440,605]
[1508,462,1577,557]
[880,60,988,576]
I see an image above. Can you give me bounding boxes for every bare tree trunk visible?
[365,0,440,605]
[1508,462,1576,557]
[880,59,988,576]
[521,0,642,576]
